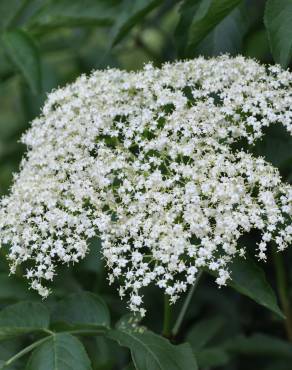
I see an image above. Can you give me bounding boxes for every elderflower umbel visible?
[0,56,291,315]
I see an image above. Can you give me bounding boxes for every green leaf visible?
[175,0,208,56]
[112,0,162,46]
[0,338,23,368]
[107,316,198,370]
[26,333,92,370]
[123,363,136,370]
[244,29,270,61]
[195,5,248,56]
[28,0,117,31]
[86,337,113,370]
[0,273,36,301]
[205,255,284,318]
[176,0,242,57]
[0,301,50,339]
[51,292,110,331]
[2,29,41,94]
[0,0,25,30]
[186,316,225,350]
[195,347,229,367]
[223,333,292,358]
[253,125,292,173]
[186,317,230,367]
[228,256,284,318]
[264,0,292,67]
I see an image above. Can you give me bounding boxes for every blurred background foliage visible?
[0,0,292,369]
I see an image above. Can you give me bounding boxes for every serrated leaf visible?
[264,0,292,67]
[186,316,225,350]
[51,292,110,331]
[26,333,92,370]
[228,256,284,318]
[0,302,50,339]
[28,0,117,31]
[112,0,162,46]
[176,0,242,57]
[2,29,41,94]
[206,255,284,318]
[107,316,198,370]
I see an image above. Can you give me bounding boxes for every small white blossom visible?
[0,56,291,315]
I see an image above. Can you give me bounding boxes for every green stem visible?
[43,328,54,335]
[162,295,172,337]
[273,252,292,341]
[172,270,203,337]
[3,335,51,368]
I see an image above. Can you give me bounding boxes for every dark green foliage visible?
[2,30,41,94]
[0,302,50,339]
[176,0,243,57]
[27,0,117,31]
[108,316,198,370]
[51,291,110,331]
[25,333,92,370]
[0,0,291,369]
[222,256,284,318]
[264,0,292,67]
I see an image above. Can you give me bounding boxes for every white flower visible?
[131,295,142,306]
[0,56,291,315]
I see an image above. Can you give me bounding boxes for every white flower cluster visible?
[0,56,291,315]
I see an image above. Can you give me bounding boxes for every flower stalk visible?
[172,270,203,337]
